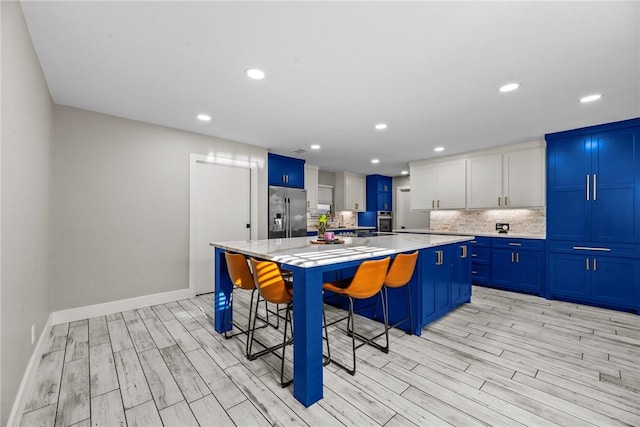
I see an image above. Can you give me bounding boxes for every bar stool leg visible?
[280,303,293,388]
[406,282,414,335]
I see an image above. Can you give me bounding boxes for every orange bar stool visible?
[249,258,331,387]
[322,256,391,375]
[379,251,419,350]
[223,252,270,358]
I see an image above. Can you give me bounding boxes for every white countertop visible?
[393,228,546,240]
[211,233,473,268]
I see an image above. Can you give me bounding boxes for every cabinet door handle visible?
[586,258,589,271]
[505,196,508,206]
[511,252,514,263]
[498,196,501,206]
[593,258,597,271]
[461,246,467,258]
[432,200,435,209]
[572,246,611,252]
[436,250,443,265]
[471,270,478,275]
[355,203,359,210]
[586,175,590,201]
[516,253,519,263]
[437,200,440,209]
[471,253,478,257]
[508,243,522,246]
[593,174,597,201]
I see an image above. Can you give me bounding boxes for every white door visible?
[191,159,252,295]
[396,186,430,230]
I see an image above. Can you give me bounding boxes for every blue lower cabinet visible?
[450,244,471,306]
[591,256,638,310]
[548,249,639,311]
[473,238,545,295]
[490,248,543,295]
[421,244,471,327]
[324,244,473,336]
[470,238,491,285]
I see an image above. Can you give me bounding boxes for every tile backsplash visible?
[430,209,546,235]
[307,210,357,229]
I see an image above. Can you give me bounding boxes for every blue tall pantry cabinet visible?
[545,118,640,313]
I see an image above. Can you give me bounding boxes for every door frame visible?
[396,185,410,230]
[189,153,259,296]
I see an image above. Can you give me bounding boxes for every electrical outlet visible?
[496,223,510,232]
[31,324,36,345]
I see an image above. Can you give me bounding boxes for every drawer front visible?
[469,236,492,247]
[492,238,543,251]
[548,240,640,258]
[471,264,490,284]
[471,247,491,264]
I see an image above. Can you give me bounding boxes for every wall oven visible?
[377,211,392,232]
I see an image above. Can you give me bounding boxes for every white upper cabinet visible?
[410,159,466,210]
[335,171,366,211]
[466,153,503,208]
[304,164,319,209]
[466,145,545,209]
[503,147,545,208]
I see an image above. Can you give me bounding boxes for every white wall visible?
[1,2,53,424]
[52,106,268,311]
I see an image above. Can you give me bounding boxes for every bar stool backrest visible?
[384,251,419,288]
[225,252,255,291]
[343,257,391,299]
[250,258,293,304]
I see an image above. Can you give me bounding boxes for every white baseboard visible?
[50,288,195,325]
[7,314,53,427]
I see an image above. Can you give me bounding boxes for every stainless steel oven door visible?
[377,213,392,232]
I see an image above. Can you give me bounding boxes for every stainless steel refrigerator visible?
[268,186,308,239]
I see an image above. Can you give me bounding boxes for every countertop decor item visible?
[310,239,344,245]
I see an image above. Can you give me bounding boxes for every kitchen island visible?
[210,233,473,407]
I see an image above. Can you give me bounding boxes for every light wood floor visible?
[20,286,640,426]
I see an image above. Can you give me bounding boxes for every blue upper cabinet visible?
[268,153,305,188]
[366,174,392,211]
[546,119,640,243]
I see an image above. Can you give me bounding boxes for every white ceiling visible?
[20,1,640,176]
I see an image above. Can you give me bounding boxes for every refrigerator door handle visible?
[287,198,292,238]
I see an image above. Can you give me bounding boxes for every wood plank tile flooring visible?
[20,286,640,426]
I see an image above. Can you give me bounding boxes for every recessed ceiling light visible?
[434,146,445,152]
[374,123,388,131]
[197,114,211,122]
[246,68,265,80]
[580,94,602,103]
[499,83,520,93]
[371,159,380,164]
[401,170,409,175]
[310,144,321,150]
